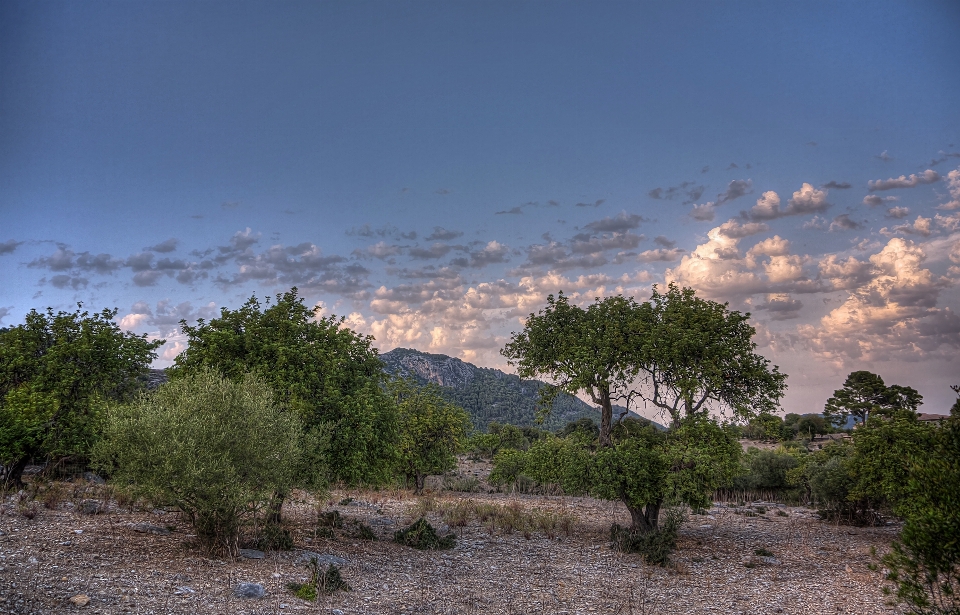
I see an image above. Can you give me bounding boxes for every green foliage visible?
[793,414,831,439]
[494,417,740,534]
[635,284,787,426]
[851,413,934,508]
[394,517,456,550]
[343,519,377,540]
[741,413,785,441]
[255,522,294,551]
[733,448,801,492]
[0,306,162,485]
[878,389,960,615]
[557,417,600,439]
[610,508,684,566]
[318,510,344,528]
[172,288,396,486]
[288,557,351,601]
[391,379,470,493]
[502,292,644,445]
[824,370,923,427]
[501,285,785,448]
[93,369,303,554]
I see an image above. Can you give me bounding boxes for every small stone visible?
[332,610,345,615]
[234,582,265,599]
[173,586,195,595]
[69,594,90,607]
[239,548,265,559]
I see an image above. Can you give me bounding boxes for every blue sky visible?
[2,1,960,417]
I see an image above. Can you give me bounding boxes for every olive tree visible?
[94,369,304,555]
[0,306,161,486]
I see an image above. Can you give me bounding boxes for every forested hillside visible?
[380,347,603,431]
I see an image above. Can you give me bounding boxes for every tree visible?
[633,284,786,427]
[502,292,643,447]
[501,285,772,535]
[94,369,304,555]
[794,414,830,439]
[879,386,960,615]
[824,370,923,427]
[391,379,470,494]
[0,306,162,486]
[742,412,785,441]
[171,288,397,487]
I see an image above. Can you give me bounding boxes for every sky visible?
[2,1,960,419]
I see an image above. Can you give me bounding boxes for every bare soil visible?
[0,467,905,615]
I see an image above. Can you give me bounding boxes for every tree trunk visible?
[414,473,426,495]
[625,500,661,534]
[599,388,613,447]
[3,455,32,489]
[267,491,286,525]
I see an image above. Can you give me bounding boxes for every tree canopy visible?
[502,284,785,444]
[502,292,641,446]
[634,285,786,426]
[824,370,923,427]
[171,288,397,486]
[0,306,161,486]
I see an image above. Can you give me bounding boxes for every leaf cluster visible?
[0,306,161,483]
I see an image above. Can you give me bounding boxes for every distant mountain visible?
[380,347,663,432]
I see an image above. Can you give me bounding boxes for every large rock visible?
[233,583,265,599]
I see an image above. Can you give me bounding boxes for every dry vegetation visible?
[0,462,906,615]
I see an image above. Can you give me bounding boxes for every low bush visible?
[610,508,683,566]
[254,522,293,551]
[318,510,344,528]
[394,517,456,550]
[92,369,303,555]
[343,519,376,540]
[287,557,351,601]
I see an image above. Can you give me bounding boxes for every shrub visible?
[610,508,683,566]
[343,519,376,540]
[288,557,351,601]
[318,510,344,528]
[394,517,456,550]
[254,522,294,551]
[93,369,303,555]
[733,448,800,492]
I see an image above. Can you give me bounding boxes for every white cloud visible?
[745,191,782,220]
[784,183,830,215]
[937,168,960,210]
[868,169,940,191]
[881,215,934,238]
[800,238,957,362]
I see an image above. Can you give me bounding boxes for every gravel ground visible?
[0,479,905,615]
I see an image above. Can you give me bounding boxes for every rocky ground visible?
[0,467,905,615]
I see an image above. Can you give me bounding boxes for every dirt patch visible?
[0,479,904,614]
